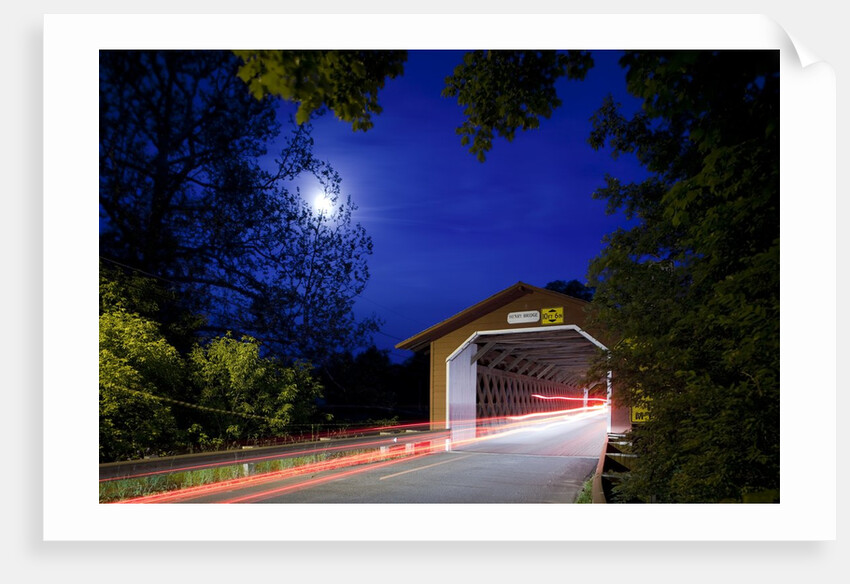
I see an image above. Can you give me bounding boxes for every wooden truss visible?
[469,327,608,425]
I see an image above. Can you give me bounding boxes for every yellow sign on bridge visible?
[540,306,564,325]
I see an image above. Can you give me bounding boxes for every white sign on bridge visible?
[507,310,540,324]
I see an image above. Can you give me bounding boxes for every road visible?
[157,408,608,504]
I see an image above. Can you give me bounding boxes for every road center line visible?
[379,454,474,481]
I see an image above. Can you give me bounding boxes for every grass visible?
[99,449,375,503]
[574,476,595,504]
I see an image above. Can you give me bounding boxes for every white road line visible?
[379,454,473,481]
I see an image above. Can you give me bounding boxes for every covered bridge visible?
[396,282,631,441]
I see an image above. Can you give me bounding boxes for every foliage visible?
[586,51,779,502]
[100,462,246,503]
[99,260,205,354]
[318,346,429,423]
[441,50,593,161]
[99,302,183,462]
[100,50,378,365]
[234,50,407,130]
[544,279,595,301]
[99,447,381,503]
[189,333,326,442]
[574,477,595,504]
[319,346,398,421]
[234,49,593,162]
[99,267,330,462]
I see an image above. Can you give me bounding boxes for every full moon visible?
[313,193,334,215]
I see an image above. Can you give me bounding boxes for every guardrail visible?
[99,428,447,482]
[591,432,635,503]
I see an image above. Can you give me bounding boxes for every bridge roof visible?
[395,281,589,353]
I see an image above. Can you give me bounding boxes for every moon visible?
[312,193,335,215]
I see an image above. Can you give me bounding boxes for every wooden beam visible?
[507,353,529,374]
[470,341,496,364]
[525,363,547,378]
[535,363,555,379]
[514,356,535,376]
[486,349,511,369]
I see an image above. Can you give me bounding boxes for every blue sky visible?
[276,50,648,361]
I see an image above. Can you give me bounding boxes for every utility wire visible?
[99,255,183,287]
[111,386,362,429]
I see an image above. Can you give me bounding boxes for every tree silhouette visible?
[586,51,779,502]
[100,50,378,364]
[544,279,595,301]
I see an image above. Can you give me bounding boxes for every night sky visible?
[281,50,648,360]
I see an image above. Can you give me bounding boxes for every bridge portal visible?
[395,282,632,440]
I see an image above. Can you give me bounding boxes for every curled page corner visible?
[786,33,823,69]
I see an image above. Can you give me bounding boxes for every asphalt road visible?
[168,408,608,504]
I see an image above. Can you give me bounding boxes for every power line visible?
[99,255,183,287]
[110,386,360,429]
[112,386,287,424]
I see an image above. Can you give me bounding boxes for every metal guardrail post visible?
[591,433,609,503]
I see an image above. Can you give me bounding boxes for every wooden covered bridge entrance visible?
[396,282,631,442]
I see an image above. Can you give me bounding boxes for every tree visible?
[585,51,779,502]
[544,279,595,301]
[189,334,326,444]
[317,346,431,424]
[234,50,407,130]
[100,50,378,364]
[99,260,205,355]
[441,50,593,161]
[99,265,330,460]
[319,346,399,421]
[234,49,593,162]
[99,278,184,462]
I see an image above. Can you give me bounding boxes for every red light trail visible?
[453,405,607,444]
[102,435,427,483]
[107,407,608,504]
[112,438,448,504]
[100,421,436,483]
[531,393,608,403]
[218,451,440,504]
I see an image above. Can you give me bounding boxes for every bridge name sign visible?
[507,310,540,324]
